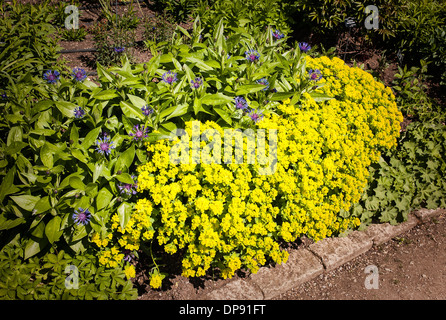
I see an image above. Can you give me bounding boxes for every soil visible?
[274,212,446,300]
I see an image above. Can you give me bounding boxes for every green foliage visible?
[0,244,137,300]
[194,0,292,39]
[153,0,199,22]
[352,122,446,226]
[392,60,445,123]
[59,27,88,42]
[0,0,63,86]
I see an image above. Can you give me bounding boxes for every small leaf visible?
[45,216,63,244]
[117,202,132,230]
[96,188,113,211]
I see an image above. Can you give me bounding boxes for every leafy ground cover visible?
[0,0,445,300]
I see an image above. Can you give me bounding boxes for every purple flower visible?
[74,106,85,119]
[128,125,149,141]
[272,29,284,40]
[72,67,87,82]
[298,42,311,53]
[118,175,138,196]
[141,105,154,116]
[1,93,7,99]
[256,78,269,91]
[249,109,264,123]
[245,49,260,62]
[308,69,322,81]
[95,135,115,156]
[113,46,125,53]
[234,96,248,110]
[123,249,135,262]
[72,207,91,226]
[43,70,60,84]
[162,70,178,85]
[191,77,203,89]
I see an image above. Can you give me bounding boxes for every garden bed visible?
[1,0,445,301]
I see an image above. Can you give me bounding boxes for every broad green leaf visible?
[214,107,232,125]
[24,238,46,259]
[7,126,22,146]
[201,93,233,106]
[96,188,113,210]
[115,145,135,172]
[69,176,86,190]
[93,89,119,100]
[80,127,102,150]
[117,202,132,230]
[92,162,105,183]
[40,142,54,168]
[165,103,189,121]
[34,196,51,214]
[127,94,147,108]
[55,101,76,118]
[120,101,145,120]
[0,169,16,203]
[10,195,40,211]
[45,216,62,244]
[116,173,135,185]
[236,84,267,95]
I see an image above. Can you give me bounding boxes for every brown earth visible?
[273,211,446,300]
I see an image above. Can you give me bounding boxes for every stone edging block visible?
[202,279,264,300]
[249,249,324,300]
[308,230,373,272]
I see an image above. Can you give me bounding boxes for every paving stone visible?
[308,230,373,272]
[249,249,324,300]
[202,279,264,300]
[413,208,446,223]
[366,213,420,246]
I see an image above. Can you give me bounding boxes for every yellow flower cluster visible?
[104,56,402,283]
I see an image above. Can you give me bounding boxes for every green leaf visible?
[45,216,62,244]
[93,90,119,100]
[165,103,189,121]
[0,169,16,203]
[7,126,23,146]
[24,238,46,260]
[127,94,147,108]
[10,195,40,211]
[55,101,76,118]
[92,163,105,183]
[201,93,233,106]
[96,188,113,211]
[235,84,267,95]
[120,101,145,120]
[115,173,135,185]
[69,176,86,190]
[81,127,102,150]
[34,196,52,214]
[117,202,132,230]
[115,145,135,172]
[309,91,334,102]
[40,142,54,168]
[270,91,295,101]
[214,107,232,125]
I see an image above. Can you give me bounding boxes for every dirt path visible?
[274,212,446,300]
